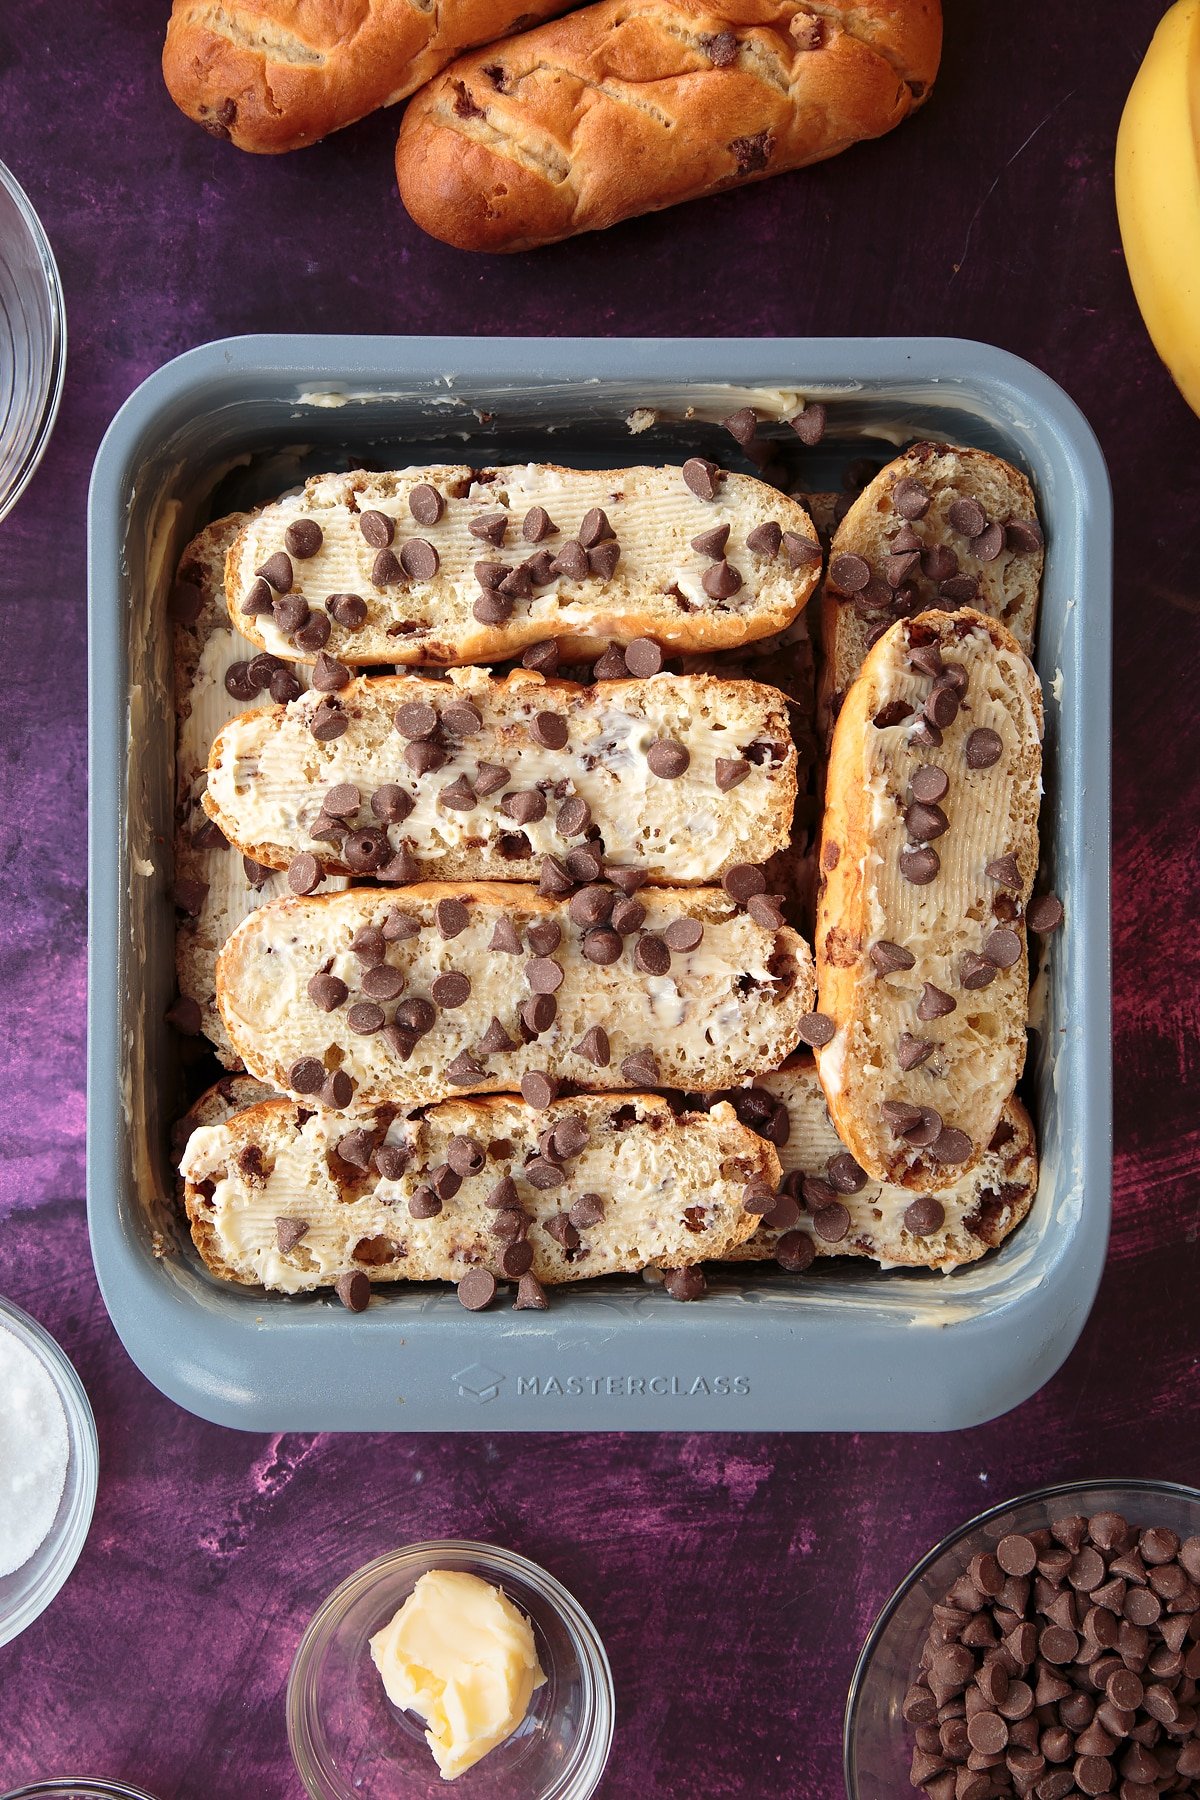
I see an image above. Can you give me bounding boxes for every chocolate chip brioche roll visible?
[226,463,822,666]
[215,880,815,1110]
[204,668,797,886]
[180,1090,779,1297]
[814,609,1043,1189]
[394,0,941,251]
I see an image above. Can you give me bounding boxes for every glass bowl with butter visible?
[288,1540,614,1799]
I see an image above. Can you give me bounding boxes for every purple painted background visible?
[1,3,1198,1795]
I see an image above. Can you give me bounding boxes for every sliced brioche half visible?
[203,668,796,885]
[180,1090,777,1294]
[819,442,1044,718]
[814,609,1043,1188]
[721,1061,1037,1271]
[172,514,351,1065]
[216,881,814,1111]
[226,463,821,666]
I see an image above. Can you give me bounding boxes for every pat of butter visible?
[370,1568,546,1780]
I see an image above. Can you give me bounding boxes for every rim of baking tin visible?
[0,1297,99,1648]
[0,159,66,523]
[1,1783,161,1799]
[843,1476,1200,1795]
[288,1538,615,1800]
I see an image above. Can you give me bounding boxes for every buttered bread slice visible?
[814,609,1043,1188]
[203,668,796,886]
[180,1090,777,1295]
[721,1062,1037,1272]
[216,881,814,1110]
[226,463,822,666]
[820,442,1044,716]
[171,513,350,1064]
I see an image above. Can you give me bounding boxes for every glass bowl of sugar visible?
[0,1297,98,1647]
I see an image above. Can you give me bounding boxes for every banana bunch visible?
[1115,0,1200,419]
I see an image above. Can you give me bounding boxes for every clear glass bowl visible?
[0,160,66,521]
[0,1297,100,1648]
[1,1784,160,1799]
[844,1478,1200,1799]
[288,1540,614,1800]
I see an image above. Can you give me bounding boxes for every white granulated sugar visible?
[0,1324,70,1579]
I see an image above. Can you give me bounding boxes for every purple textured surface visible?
[1,3,1198,1795]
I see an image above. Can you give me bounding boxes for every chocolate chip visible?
[827,1154,866,1195]
[1005,516,1044,554]
[621,1050,659,1086]
[321,1070,354,1109]
[790,402,827,444]
[813,1200,851,1242]
[318,783,357,822]
[307,652,347,695]
[526,712,566,753]
[308,971,348,1012]
[446,1050,485,1086]
[224,660,259,702]
[702,559,743,600]
[497,790,544,828]
[901,1196,943,1237]
[715,757,750,791]
[257,550,294,594]
[273,593,310,637]
[633,935,669,976]
[706,26,738,64]
[458,1268,496,1311]
[354,509,394,551]
[882,1100,923,1136]
[960,951,997,990]
[870,940,915,975]
[586,540,620,580]
[947,497,986,538]
[939,573,980,604]
[776,1231,815,1272]
[573,1025,610,1066]
[646,738,690,778]
[427,970,469,1009]
[344,828,389,873]
[795,1011,835,1048]
[985,853,1021,889]
[345,999,384,1036]
[742,1178,776,1216]
[982,927,1022,969]
[406,482,443,526]
[899,846,939,885]
[892,477,931,520]
[476,1016,516,1054]
[326,593,368,632]
[361,964,405,1002]
[1028,893,1064,933]
[473,585,514,625]
[574,507,613,549]
[404,741,445,776]
[783,531,822,570]
[526,920,562,957]
[917,983,957,1023]
[521,1071,559,1109]
[972,521,1005,563]
[242,856,271,889]
[288,1057,326,1095]
[830,552,871,592]
[906,801,949,844]
[663,918,702,952]
[469,513,508,547]
[897,1033,934,1071]
[500,562,533,599]
[622,637,664,680]
[746,521,782,557]
[240,576,273,617]
[723,862,766,903]
[605,866,648,895]
[920,544,958,584]
[928,1127,972,1165]
[582,927,622,965]
[513,1272,548,1310]
[287,852,321,895]
[294,611,332,654]
[334,1270,370,1312]
[925,685,961,730]
[526,957,564,996]
[662,1266,706,1301]
[391,701,434,742]
[910,765,949,805]
[378,846,420,882]
[371,547,403,586]
[532,862,570,903]
[551,539,588,581]
[398,538,438,581]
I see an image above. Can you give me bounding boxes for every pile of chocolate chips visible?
[904,1512,1200,1798]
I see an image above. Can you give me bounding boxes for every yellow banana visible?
[1115,0,1200,418]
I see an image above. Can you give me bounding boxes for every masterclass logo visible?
[451,1365,750,1404]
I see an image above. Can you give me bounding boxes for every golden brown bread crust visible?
[162,0,571,153]
[394,0,942,251]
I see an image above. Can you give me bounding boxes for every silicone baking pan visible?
[87,336,1111,1432]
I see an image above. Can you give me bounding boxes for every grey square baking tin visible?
[87,336,1111,1433]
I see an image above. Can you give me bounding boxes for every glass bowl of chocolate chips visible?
[845,1480,1200,1800]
